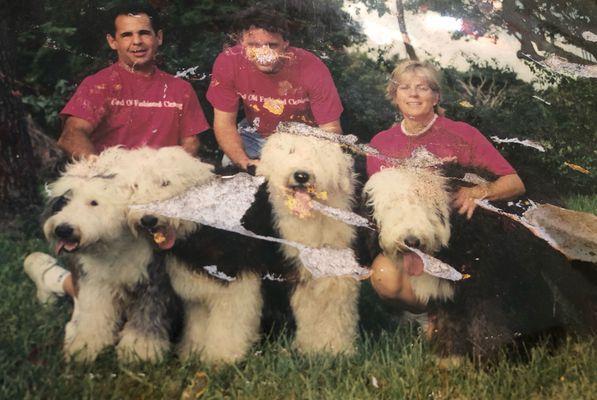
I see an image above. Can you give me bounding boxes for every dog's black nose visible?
[293,171,310,184]
[141,215,158,228]
[404,236,421,249]
[55,224,74,239]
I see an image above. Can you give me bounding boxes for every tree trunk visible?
[395,0,419,60]
[0,21,39,216]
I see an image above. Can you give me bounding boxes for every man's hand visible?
[318,119,343,134]
[57,116,97,158]
[180,135,200,156]
[213,108,252,168]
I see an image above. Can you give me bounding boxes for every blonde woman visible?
[366,60,525,332]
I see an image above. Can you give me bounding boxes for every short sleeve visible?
[206,52,240,113]
[304,57,343,125]
[60,77,108,128]
[469,128,516,176]
[179,82,210,138]
[366,132,387,177]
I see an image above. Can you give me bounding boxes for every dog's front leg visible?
[64,278,120,363]
[199,273,263,364]
[117,257,179,363]
[291,276,359,355]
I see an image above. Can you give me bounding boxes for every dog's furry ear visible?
[241,182,276,237]
[40,191,71,223]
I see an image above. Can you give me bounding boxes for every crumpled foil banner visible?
[406,246,465,281]
[490,136,546,152]
[311,201,374,229]
[477,199,597,263]
[475,199,566,255]
[131,173,370,280]
[276,122,380,155]
[520,52,597,79]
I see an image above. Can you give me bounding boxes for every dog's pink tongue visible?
[54,241,66,255]
[403,251,424,276]
[157,226,176,250]
[292,191,313,217]
[54,240,77,254]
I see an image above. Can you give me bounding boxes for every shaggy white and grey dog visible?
[364,166,454,304]
[130,151,276,365]
[256,132,360,355]
[42,147,181,363]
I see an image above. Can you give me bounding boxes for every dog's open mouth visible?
[55,239,80,254]
[285,186,315,218]
[148,225,176,250]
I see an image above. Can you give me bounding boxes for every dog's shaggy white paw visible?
[116,331,169,363]
[177,339,203,361]
[199,343,248,365]
[63,333,112,363]
[294,336,356,356]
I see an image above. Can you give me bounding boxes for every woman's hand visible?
[453,185,489,220]
[453,174,526,220]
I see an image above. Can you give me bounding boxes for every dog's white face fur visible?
[257,131,356,268]
[124,146,216,242]
[365,167,451,258]
[258,132,355,211]
[44,175,131,255]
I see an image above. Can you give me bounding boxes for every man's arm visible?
[454,173,526,219]
[213,108,253,169]
[180,135,200,156]
[318,119,343,135]
[57,116,97,158]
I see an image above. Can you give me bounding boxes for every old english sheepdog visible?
[42,147,180,363]
[364,166,454,305]
[255,131,360,355]
[364,164,597,360]
[129,152,283,364]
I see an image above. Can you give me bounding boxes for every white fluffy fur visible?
[123,146,215,237]
[258,132,360,355]
[44,146,212,363]
[167,258,263,364]
[44,173,157,362]
[364,167,454,304]
[122,148,264,364]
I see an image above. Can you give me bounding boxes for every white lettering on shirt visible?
[110,98,183,110]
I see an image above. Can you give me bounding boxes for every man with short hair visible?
[206,8,344,169]
[26,3,209,323]
[58,3,209,158]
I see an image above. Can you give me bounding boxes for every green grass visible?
[2,201,596,399]
[564,194,597,214]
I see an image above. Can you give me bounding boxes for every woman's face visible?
[393,71,439,121]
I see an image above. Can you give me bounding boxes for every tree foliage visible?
[404,0,597,65]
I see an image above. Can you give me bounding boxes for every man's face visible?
[240,28,288,74]
[106,13,163,73]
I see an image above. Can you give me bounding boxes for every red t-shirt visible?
[60,63,210,151]
[366,116,516,176]
[206,45,343,137]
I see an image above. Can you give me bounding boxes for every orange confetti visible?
[153,231,166,244]
[458,100,474,108]
[564,161,590,174]
[263,98,284,115]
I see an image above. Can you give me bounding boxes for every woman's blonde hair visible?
[386,60,441,111]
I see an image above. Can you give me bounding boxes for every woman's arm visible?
[453,173,526,219]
